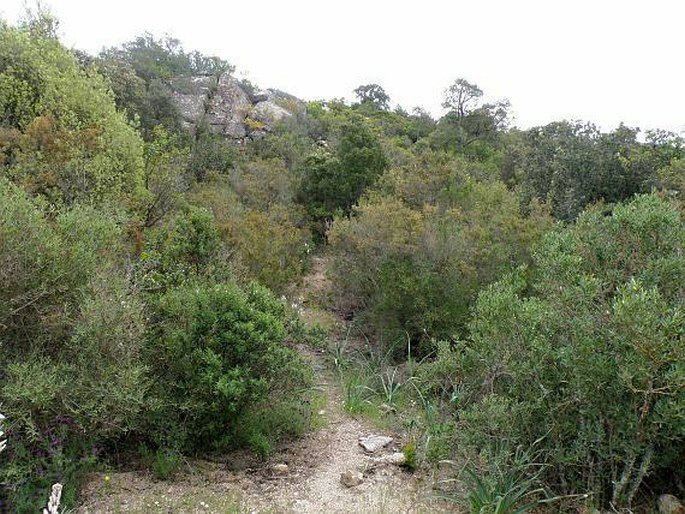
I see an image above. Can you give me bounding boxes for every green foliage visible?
[460,466,546,514]
[512,122,684,220]
[135,204,229,292]
[353,83,390,111]
[190,173,311,292]
[329,171,551,356]
[247,120,316,172]
[140,446,182,480]
[104,33,232,84]
[0,179,149,510]
[297,115,388,230]
[97,33,232,140]
[451,194,684,507]
[0,22,145,206]
[434,79,509,156]
[402,442,418,471]
[188,127,239,181]
[144,282,313,453]
[140,125,189,227]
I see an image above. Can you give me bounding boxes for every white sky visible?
[2,0,684,134]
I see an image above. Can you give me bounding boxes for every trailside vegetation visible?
[0,10,683,512]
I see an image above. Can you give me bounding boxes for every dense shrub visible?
[297,115,387,237]
[329,175,550,356]
[143,282,313,454]
[190,174,311,292]
[0,180,148,511]
[135,204,234,292]
[448,194,684,508]
[0,22,145,206]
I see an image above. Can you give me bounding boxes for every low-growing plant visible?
[402,442,418,472]
[343,373,373,415]
[460,465,546,514]
[140,447,182,480]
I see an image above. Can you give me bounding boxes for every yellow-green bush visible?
[0,179,148,511]
[0,22,144,206]
[329,175,550,356]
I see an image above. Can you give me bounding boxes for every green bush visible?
[329,179,550,357]
[143,282,313,453]
[0,180,149,511]
[0,22,145,206]
[190,176,311,293]
[451,194,684,508]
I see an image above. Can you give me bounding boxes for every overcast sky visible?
[2,0,684,133]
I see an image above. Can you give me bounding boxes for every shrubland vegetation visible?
[0,9,683,512]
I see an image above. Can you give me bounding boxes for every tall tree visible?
[353,83,390,111]
[442,78,483,119]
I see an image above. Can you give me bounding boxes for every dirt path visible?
[76,257,452,513]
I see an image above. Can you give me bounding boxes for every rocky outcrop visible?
[170,72,304,141]
[170,75,217,130]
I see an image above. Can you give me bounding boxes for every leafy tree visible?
[433,79,509,155]
[442,78,483,119]
[103,33,232,83]
[97,33,232,140]
[407,107,436,143]
[297,115,387,232]
[354,83,390,111]
[514,121,681,220]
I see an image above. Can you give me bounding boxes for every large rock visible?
[252,101,292,126]
[170,75,217,126]
[206,74,252,139]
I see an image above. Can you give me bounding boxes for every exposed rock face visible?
[170,72,304,141]
[206,74,251,138]
[252,100,291,126]
[171,75,217,129]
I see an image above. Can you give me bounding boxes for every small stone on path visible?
[358,434,393,453]
[380,452,406,466]
[340,470,364,488]
[272,463,289,475]
[659,495,685,514]
[379,404,394,415]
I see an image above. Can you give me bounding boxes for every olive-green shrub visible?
[329,175,550,357]
[143,282,313,453]
[451,194,684,508]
